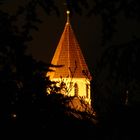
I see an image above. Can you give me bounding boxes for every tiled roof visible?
[48,16,92,80]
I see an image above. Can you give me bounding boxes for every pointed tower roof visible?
[48,11,92,80]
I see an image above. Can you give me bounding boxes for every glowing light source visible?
[12,113,17,118]
[66,10,70,14]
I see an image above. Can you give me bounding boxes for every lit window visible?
[74,83,78,96]
[86,84,89,98]
[70,82,73,88]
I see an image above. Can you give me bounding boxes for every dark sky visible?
[1,0,140,73]
[0,0,102,73]
[27,3,102,71]
[27,7,140,72]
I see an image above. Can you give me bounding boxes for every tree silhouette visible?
[0,9,52,130]
[0,1,99,136]
[1,1,140,139]
[87,0,140,44]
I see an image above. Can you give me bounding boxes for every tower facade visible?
[47,11,92,104]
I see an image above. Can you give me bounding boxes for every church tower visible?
[47,11,92,104]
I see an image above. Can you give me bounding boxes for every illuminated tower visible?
[47,11,92,104]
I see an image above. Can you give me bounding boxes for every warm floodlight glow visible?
[66,10,70,23]
[66,10,70,14]
[47,9,92,105]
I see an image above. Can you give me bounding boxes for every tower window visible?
[86,84,89,98]
[69,82,73,88]
[74,83,78,96]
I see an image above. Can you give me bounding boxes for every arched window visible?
[74,83,78,96]
[86,84,89,98]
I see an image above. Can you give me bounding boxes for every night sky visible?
[1,0,140,73]
[27,3,140,76]
[27,3,102,72]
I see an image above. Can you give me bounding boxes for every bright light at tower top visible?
[66,10,70,23]
[66,10,70,14]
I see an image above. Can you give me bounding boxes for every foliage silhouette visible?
[0,9,52,130]
[1,1,140,139]
[87,0,140,44]
[92,38,140,133]
[0,1,98,137]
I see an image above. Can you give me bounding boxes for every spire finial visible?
[66,10,70,23]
